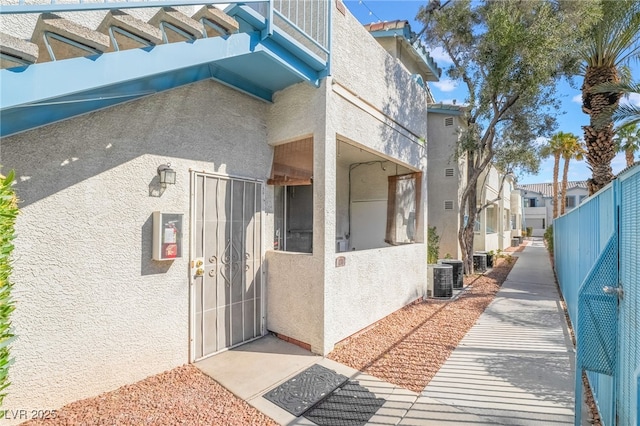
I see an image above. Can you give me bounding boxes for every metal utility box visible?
[152,211,183,260]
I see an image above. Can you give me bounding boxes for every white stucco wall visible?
[1,80,271,415]
[325,244,425,349]
[264,80,328,353]
[426,112,463,259]
[319,2,429,354]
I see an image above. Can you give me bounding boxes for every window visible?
[444,168,454,177]
[542,218,546,229]
[270,138,314,253]
[444,117,454,127]
[565,196,576,208]
[485,204,497,233]
[444,200,454,210]
[511,214,517,230]
[579,195,587,204]
[385,173,422,245]
[524,198,537,207]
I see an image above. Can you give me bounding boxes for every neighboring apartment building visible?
[0,1,437,417]
[426,103,466,259]
[518,181,588,236]
[474,168,520,252]
[426,103,522,257]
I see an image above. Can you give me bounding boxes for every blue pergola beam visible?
[0,31,312,111]
[0,0,266,15]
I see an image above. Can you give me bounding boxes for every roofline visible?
[367,26,441,81]
[427,104,466,116]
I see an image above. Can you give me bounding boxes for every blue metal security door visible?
[191,172,264,361]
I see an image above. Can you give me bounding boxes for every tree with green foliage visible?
[579,0,640,194]
[613,122,640,167]
[417,0,598,274]
[0,170,17,406]
[560,133,585,216]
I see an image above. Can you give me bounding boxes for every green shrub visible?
[544,224,553,253]
[427,226,440,264]
[0,170,18,405]
[526,227,533,237]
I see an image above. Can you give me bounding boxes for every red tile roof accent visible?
[363,20,409,32]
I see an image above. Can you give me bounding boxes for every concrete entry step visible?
[192,5,240,38]
[148,7,204,43]
[0,32,38,69]
[31,13,110,62]
[98,10,163,52]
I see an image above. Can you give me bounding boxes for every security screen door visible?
[192,173,263,360]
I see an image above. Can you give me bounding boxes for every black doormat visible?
[262,364,348,416]
[304,381,386,426]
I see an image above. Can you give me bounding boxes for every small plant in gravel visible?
[0,170,17,406]
[427,226,440,264]
[544,224,554,253]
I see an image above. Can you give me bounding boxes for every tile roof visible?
[363,20,410,32]
[363,19,442,81]
[517,181,587,197]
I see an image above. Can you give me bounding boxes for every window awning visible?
[268,137,313,186]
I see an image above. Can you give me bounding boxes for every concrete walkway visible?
[197,238,578,425]
[405,238,577,425]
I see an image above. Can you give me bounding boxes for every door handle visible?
[192,258,204,277]
[603,286,624,298]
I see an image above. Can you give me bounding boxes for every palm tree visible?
[613,123,640,167]
[579,0,640,195]
[593,81,640,128]
[559,134,585,216]
[540,133,566,219]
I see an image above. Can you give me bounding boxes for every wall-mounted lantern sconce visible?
[157,163,176,187]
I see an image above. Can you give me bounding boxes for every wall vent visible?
[444,200,454,210]
[445,168,454,177]
[444,117,454,127]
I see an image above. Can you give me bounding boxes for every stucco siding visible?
[319,2,429,354]
[265,252,324,352]
[1,80,270,414]
[426,114,461,259]
[325,244,425,353]
[264,80,328,354]
[330,7,428,144]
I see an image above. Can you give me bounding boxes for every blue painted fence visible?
[554,165,640,426]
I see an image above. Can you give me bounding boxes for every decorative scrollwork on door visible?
[220,239,243,287]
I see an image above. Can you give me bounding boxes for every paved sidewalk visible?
[197,238,578,425]
[404,238,576,425]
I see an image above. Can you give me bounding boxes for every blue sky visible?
[344,0,640,185]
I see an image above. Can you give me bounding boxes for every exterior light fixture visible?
[157,163,176,186]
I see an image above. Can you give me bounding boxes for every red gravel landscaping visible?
[21,253,519,424]
[328,255,517,393]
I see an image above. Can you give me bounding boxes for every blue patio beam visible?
[1,31,320,111]
[0,0,266,14]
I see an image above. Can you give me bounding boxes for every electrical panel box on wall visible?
[152,211,183,261]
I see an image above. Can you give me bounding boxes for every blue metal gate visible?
[554,165,640,426]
